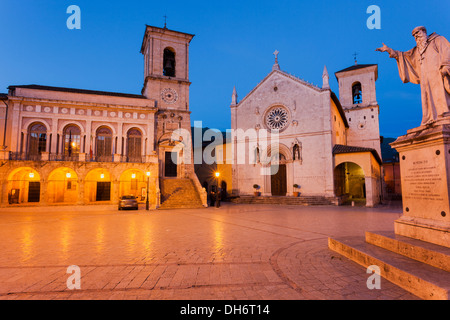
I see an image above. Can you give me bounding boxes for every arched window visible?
[127,128,142,162]
[95,127,113,162]
[352,82,362,104]
[28,123,47,158]
[63,125,81,157]
[163,48,176,77]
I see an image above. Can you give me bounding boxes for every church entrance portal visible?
[271,163,287,196]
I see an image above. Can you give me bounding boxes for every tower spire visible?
[322,65,330,89]
[231,86,238,106]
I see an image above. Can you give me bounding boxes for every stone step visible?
[328,236,450,300]
[231,195,337,206]
[365,231,450,272]
[159,178,203,209]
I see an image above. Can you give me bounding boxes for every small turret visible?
[322,65,330,89]
[231,86,238,106]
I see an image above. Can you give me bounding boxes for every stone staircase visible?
[159,178,204,209]
[328,231,450,300]
[230,195,338,206]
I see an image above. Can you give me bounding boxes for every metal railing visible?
[9,152,41,161]
[8,152,148,163]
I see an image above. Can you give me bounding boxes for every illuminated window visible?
[64,125,81,157]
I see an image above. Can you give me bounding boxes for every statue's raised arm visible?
[375,43,398,59]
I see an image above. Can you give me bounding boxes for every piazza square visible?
[0,202,418,300]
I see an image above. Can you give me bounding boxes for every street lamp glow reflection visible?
[146,171,151,210]
[29,172,35,179]
[66,172,72,179]
[131,173,136,179]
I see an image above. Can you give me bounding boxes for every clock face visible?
[161,88,178,104]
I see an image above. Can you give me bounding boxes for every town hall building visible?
[0,25,207,209]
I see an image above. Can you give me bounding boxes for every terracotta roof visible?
[7,85,148,99]
[333,144,382,164]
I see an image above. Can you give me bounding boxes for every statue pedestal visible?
[391,124,450,248]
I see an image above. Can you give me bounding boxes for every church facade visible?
[0,25,207,208]
[226,57,383,207]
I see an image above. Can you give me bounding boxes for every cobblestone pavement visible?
[0,202,419,300]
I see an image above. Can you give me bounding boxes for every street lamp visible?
[215,171,220,208]
[146,171,151,210]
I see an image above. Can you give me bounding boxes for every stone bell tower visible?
[140,24,206,208]
[140,25,194,111]
[335,63,382,158]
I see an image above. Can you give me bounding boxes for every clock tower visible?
[140,24,199,186]
[141,25,194,110]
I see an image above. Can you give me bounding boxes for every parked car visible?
[118,195,139,210]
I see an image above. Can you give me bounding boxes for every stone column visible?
[77,180,85,205]
[1,179,8,206]
[0,150,8,160]
[112,180,120,203]
[364,176,374,207]
[39,179,48,206]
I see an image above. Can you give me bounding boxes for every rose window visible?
[265,107,289,131]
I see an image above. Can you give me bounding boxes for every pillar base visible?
[391,123,450,248]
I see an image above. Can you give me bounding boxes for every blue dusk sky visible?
[0,0,449,138]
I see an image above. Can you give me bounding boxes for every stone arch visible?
[7,167,41,204]
[126,128,144,162]
[22,118,51,133]
[61,123,83,157]
[119,169,147,200]
[84,168,113,203]
[59,120,86,135]
[261,143,292,165]
[91,123,117,136]
[47,167,79,204]
[123,124,146,137]
[26,121,49,157]
[334,161,366,204]
[94,126,114,162]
